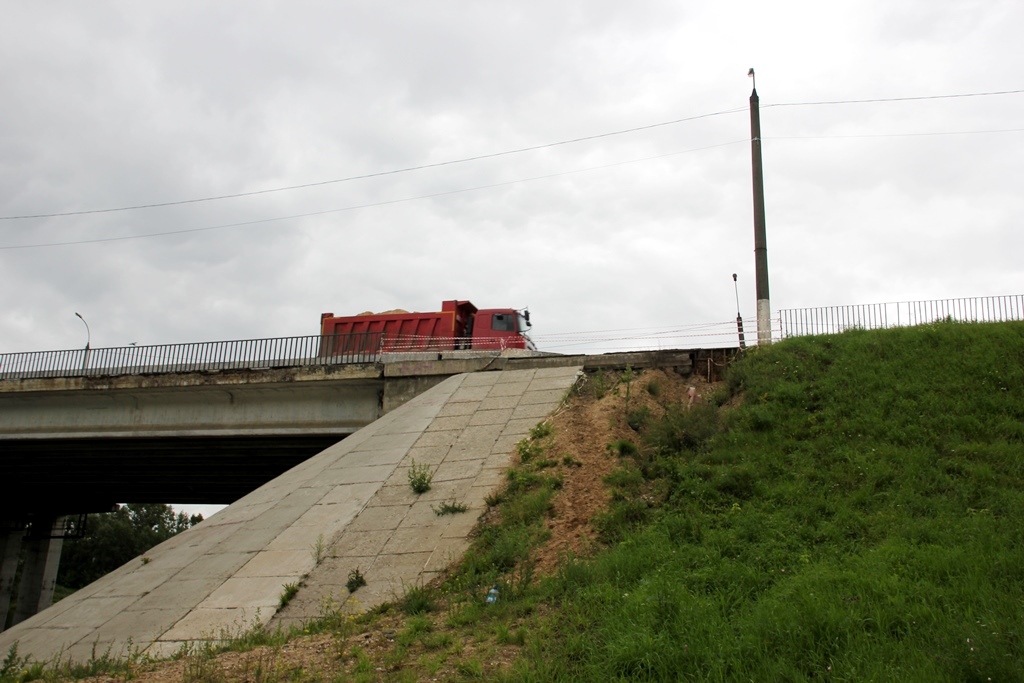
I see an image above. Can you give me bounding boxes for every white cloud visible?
[1,0,1021,356]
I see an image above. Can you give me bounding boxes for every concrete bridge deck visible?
[0,350,702,515]
[0,365,583,663]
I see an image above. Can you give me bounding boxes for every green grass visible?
[514,320,1024,681]
[1,640,151,683]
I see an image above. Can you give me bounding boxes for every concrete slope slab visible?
[0,366,581,663]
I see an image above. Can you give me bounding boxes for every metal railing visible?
[6,295,1019,379]
[534,319,752,352]
[0,332,385,380]
[778,294,1024,338]
[379,335,531,352]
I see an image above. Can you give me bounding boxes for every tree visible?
[57,504,202,589]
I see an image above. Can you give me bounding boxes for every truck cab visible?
[470,307,535,350]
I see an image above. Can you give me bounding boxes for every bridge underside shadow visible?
[0,370,387,628]
[0,433,348,633]
[1,435,348,515]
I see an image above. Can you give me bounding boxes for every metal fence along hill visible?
[778,294,1024,338]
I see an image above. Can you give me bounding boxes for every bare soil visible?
[531,366,713,575]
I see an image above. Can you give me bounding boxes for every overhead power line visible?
[763,88,1024,108]
[3,86,1020,222]
[0,139,747,250]
[768,127,1024,141]
[0,107,746,221]
[3,116,1022,251]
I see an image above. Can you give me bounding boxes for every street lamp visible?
[75,312,91,370]
[733,274,746,349]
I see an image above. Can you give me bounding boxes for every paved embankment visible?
[0,366,582,663]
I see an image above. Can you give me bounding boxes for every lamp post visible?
[75,312,91,371]
[733,273,746,349]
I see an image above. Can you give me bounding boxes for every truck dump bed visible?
[319,300,478,355]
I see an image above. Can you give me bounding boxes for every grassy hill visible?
[4,320,1022,682]
[519,320,1024,681]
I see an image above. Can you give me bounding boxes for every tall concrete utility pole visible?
[748,69,771,344]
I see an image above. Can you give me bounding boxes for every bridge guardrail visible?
[0,332,385,380]
[6,294,1022,380]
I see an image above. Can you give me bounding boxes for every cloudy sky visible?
[2,0,1022,356]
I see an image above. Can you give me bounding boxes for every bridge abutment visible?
[0,349,713,647]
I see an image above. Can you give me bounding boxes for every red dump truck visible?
[319,300,535,355]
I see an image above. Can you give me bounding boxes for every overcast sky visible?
[2,0,1022,357]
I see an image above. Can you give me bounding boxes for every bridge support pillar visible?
[11,516,65,628]
[0,525,24,632]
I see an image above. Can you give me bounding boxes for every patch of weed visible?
[502,487,555,525]
[529,421,553,440]
[279,581,301,609]
[621,364,636,407]
[432,499,469,515]
[643,402,720,454]
[310,533,326,566]
[626,405,651,432]
[495,624,528,646]
[505,468,545,494]
[398,585,437,616]
[407,459,433,494]
[1,645,31,683]
[587,369,612,399]
[593,499,653,544]
[456,659,484,678]
[607,439,637,457]
[446,601,484,627]
[397,616,433,647]
[516,438,544,463]
[603,466,644,497]
[346,568,367,593]
[178,641,226,683]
